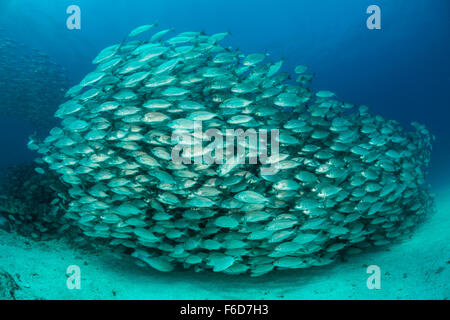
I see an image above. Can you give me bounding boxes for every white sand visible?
[1,186,449,300]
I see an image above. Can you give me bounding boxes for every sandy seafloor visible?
[0,186,449,300]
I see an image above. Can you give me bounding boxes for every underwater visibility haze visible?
[0,0,449,300]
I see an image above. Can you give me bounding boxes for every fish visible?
[0,36,69,131]
[128,23,158,38]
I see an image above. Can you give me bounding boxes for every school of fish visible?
[0,29,70,131]
[28,24,434,276]
[0,163,77,240]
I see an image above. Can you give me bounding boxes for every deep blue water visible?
[0,0,449,185]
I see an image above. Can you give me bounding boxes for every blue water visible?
[0,0,449,300]
[1,0,449,184]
